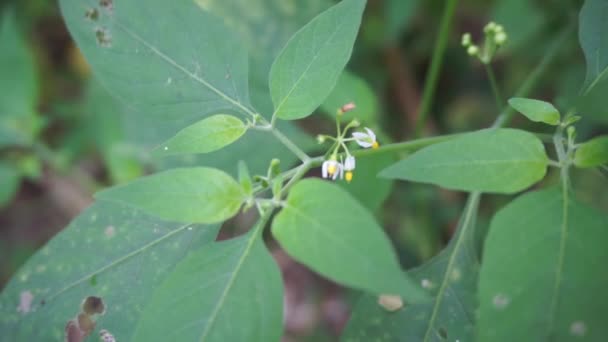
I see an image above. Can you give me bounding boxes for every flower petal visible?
[364,127,376,141]
[355,140,373,148]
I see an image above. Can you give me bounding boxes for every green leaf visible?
[132,221,282,342]
[194,0,332,111]
[343,193,481,342]
[59,0,254,144]
[269,0,366,120]
[272,179,428,301]
[154,115,247,156]
[508,97,561,125]
[0,10,39,147]
[0,162,20,207]
[574,135,608,168]
[320,71,379,125]
[96,167,245,224]
[380,129,549,193]
[477,188,608,341]
[338,153,395,212]
[0,201,220,340]
[153,121,315,178]
[579,0,608,93]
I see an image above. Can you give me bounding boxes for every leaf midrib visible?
[113,20,254,117]
[271,6,351,118]
[422,192,480,342]
[198,220,266,341]
[44,222,194,304]
[545,183,570,338]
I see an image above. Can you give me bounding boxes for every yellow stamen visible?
[372,141,379,149]
[328,164,337,175]
[345,171,353,183]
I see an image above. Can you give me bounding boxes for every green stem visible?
[484,63,504,111]
[492,23,574,128]
[282,160,314,194]
[352,133,463,157]
[414,0,459,137]
[270,128,310,162]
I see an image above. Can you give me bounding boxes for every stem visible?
[352,133,463,157]
[414,0,458,137]
[484,63,504,111]
[492,23,574,128]
[271,128,310,162]
[282,161,313,194]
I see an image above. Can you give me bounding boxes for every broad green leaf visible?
[574,135,608,168]
[579,0,608,93]
[59,0,254,144]
[0,162,20,207]
[477,188,608,341]
[154,121,315,178]
[194,0,331,110]
[338,153,395,212]
[132,221,282,342]
[0,201,219,340]
[0,10,39,147]
[320,71,379,125]
[95,168,245,224]
[272,179,428,301]
[385,0,419,41]
[343,193,481,342]
[380,129,549,193]
[508,97,561,125]
[154,115,247,156]
[269,0,366,120]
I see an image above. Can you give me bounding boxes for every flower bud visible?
[467,45,479,56]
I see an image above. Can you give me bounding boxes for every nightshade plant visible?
[1,0,607,341]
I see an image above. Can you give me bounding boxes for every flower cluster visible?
[461,22,508,64]
[317,103,379,183]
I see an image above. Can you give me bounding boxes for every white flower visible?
[322,159,342,180]
[344,155,355,171]
[343,155,355,183]
[352,127,379,149]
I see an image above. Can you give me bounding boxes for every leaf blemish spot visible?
[94,27,112,48]
[450,268,462,282]
[85,8,99,21]
[104,225,116,238]
[421,278,434,289]
[570,321,587,337]
[492,293,510,310]
[100,329,117,342]
[16,290,34,314]
[166,77,172,86]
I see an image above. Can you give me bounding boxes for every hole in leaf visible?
[99,0,113,11]
[438,327,448,339]
[65,314,95,342]
[81,296,105,315]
